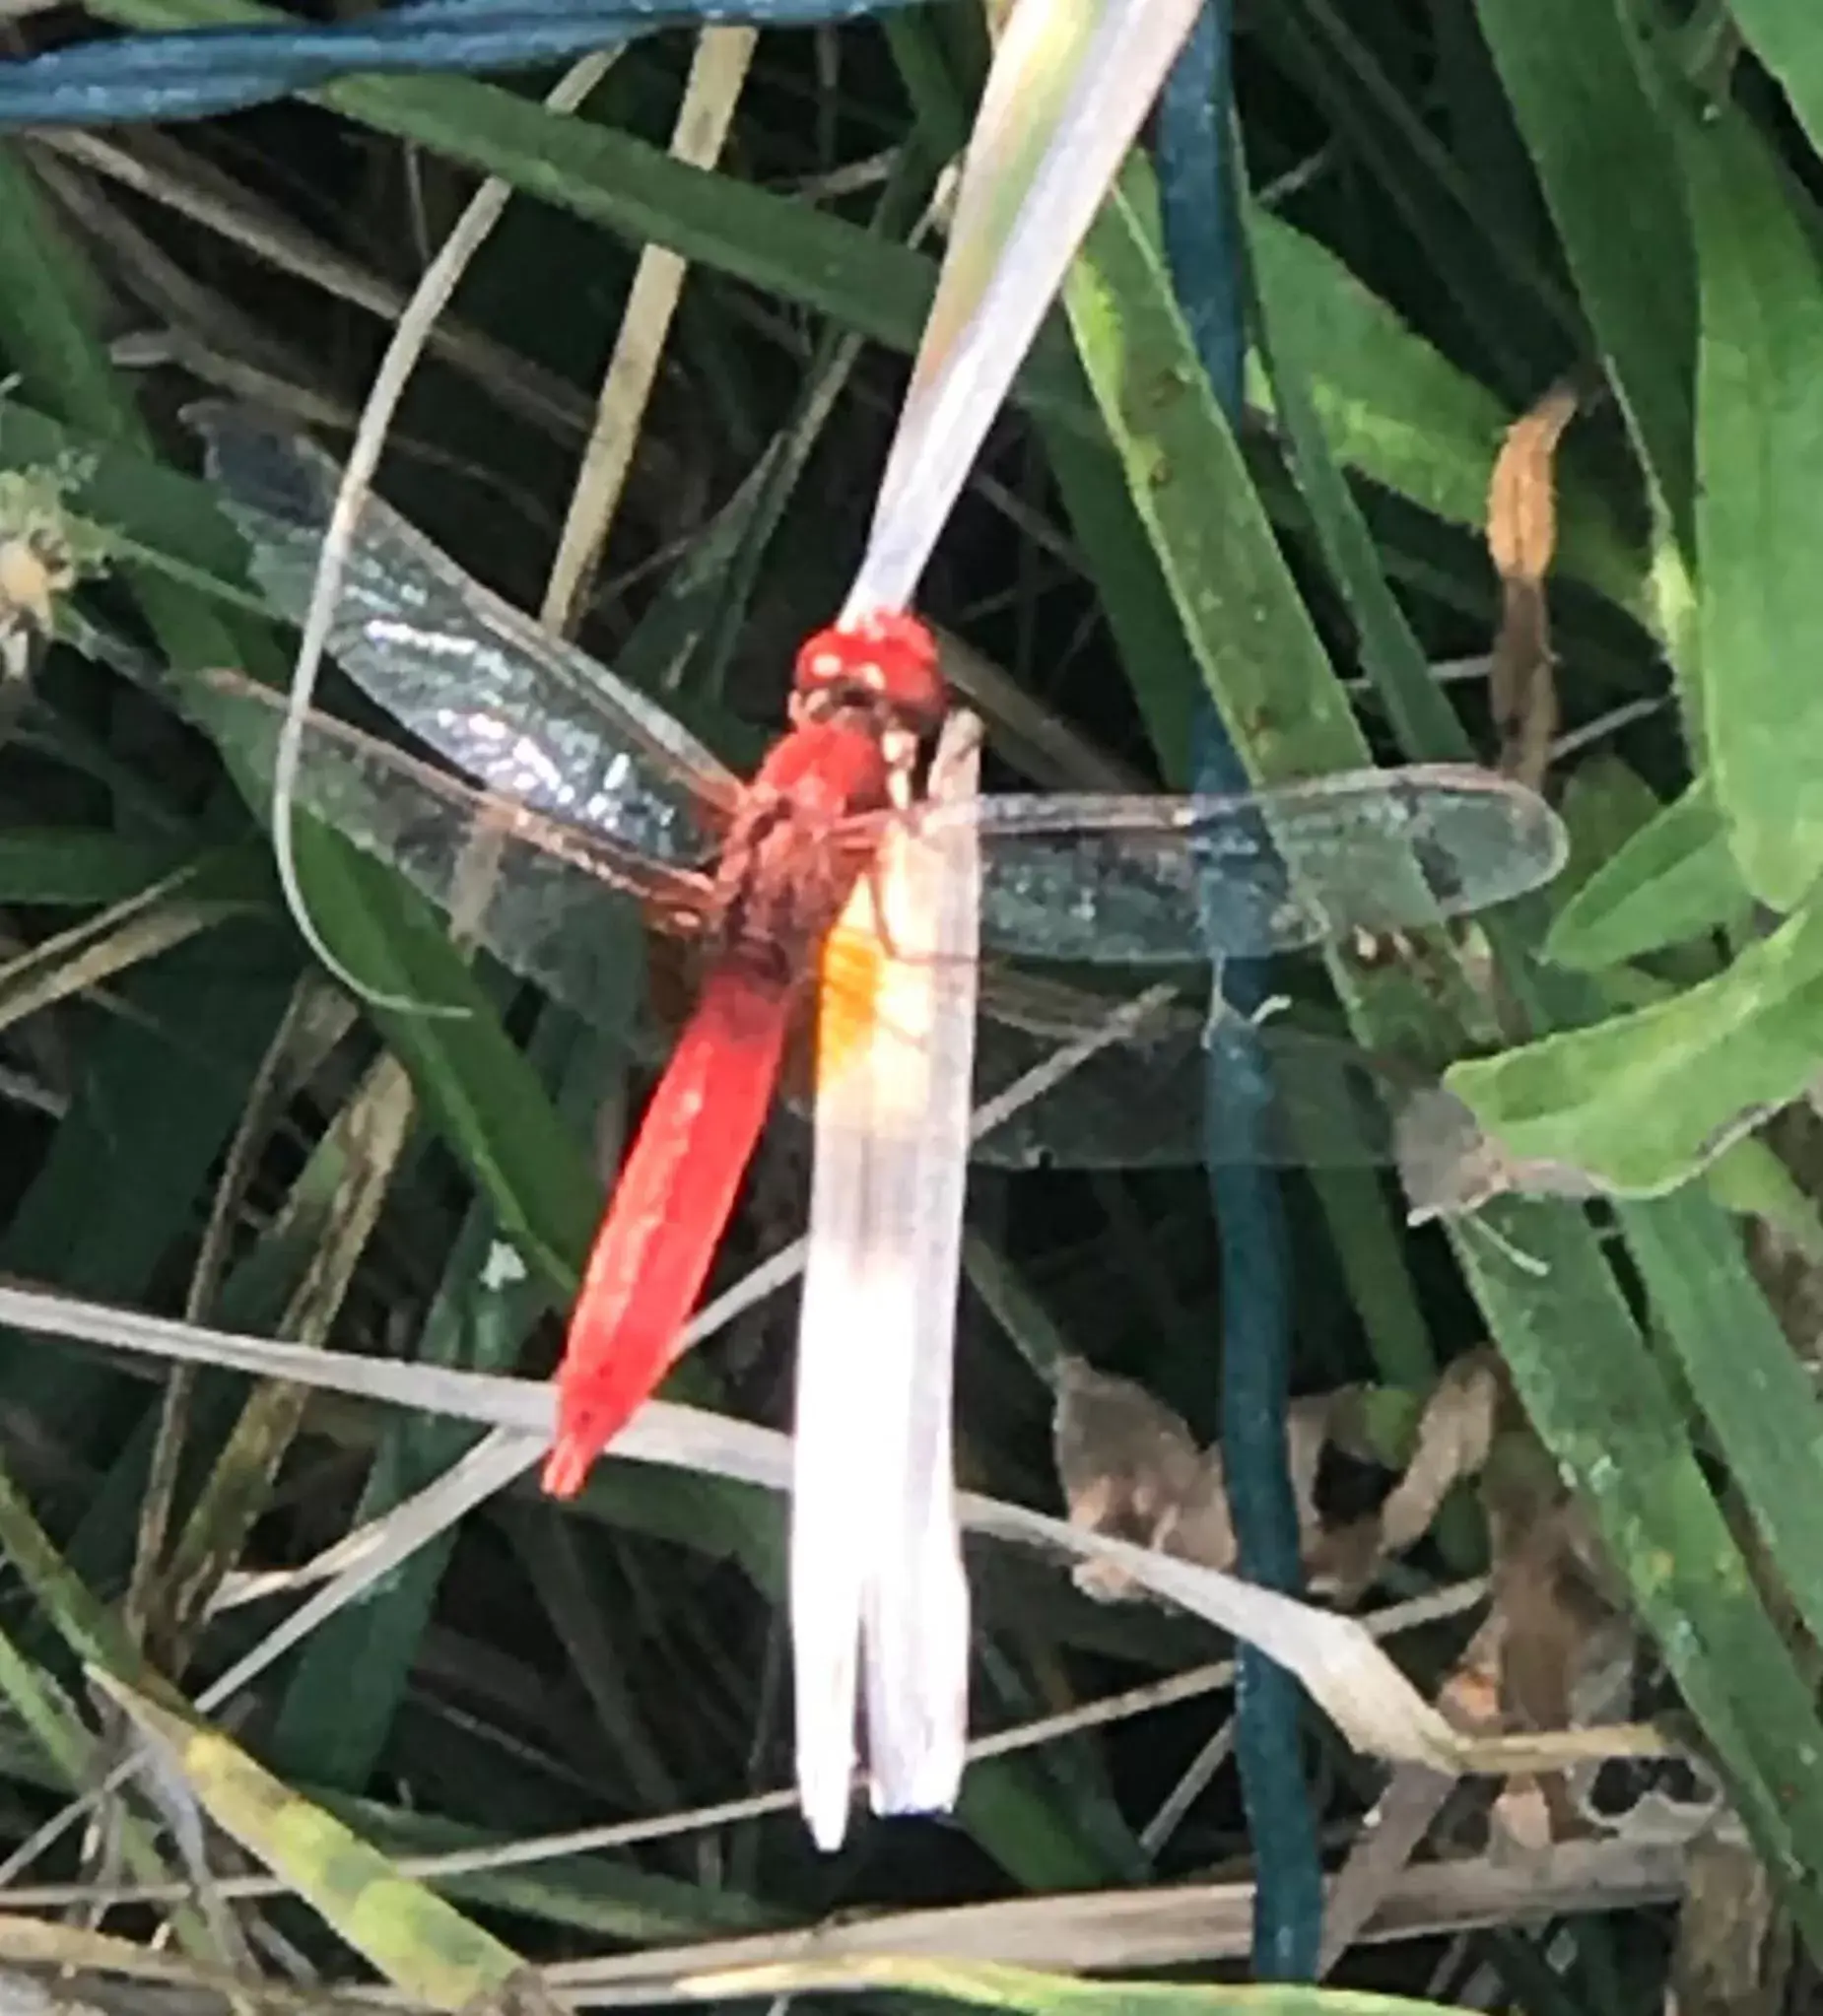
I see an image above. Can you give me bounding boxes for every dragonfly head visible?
[794,611,947,737]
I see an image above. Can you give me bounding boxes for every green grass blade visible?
[1453,1203,1823,1956]
[1055,96,1823,1944]
[682,1952,1464,2016]
[1681,102,1823,907]
[1473,0,1697,546]
[1730,1,1823,161]
[92,1667,538,2011]
[1449,895,1823,1192]
[1543,778,1751,970]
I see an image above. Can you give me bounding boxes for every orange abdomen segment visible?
[543,963,793,1498]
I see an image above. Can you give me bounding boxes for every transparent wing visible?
[194,669,1466,1176]
[962,999,1422,1171]
[191,402,741,863]
[862,769,1567,963]
[197,669,1447,1171]
[188,668,711,1018]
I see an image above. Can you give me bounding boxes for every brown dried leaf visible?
[1745,1212,1823,1373]
[1487,379,1577,586]
[1475,1446,1614,1848]
[1056,1349,1507,1610]
[1052,1356,1235,1598]
[1051,1361,1340,1599]
[1376,1352,1502,1556]
[1490,1502,1610,1733]
[1309,1357,1503,1600]
[1316,1377,1719,1972]
[1564,1614,1725,1845]
[1319,1597,1510,1975]
[1487,381,1578,789]
[1669,1838,1790,2016]
[1473,1445,1723,1852]
[1489,579,1557,790]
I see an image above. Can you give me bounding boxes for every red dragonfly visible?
[190,405,1568,1499]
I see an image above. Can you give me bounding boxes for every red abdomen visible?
[543,965,794,1497]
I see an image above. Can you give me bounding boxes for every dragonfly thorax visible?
[704,714,897,992]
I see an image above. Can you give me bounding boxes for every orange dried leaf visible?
[1486,381,1579,790]
[1487,382,1578,583]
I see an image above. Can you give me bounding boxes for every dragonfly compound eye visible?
[794,610,947,730]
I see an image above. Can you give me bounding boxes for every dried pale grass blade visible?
[0,1284,1676,1782]
[542,28,755,632]
[0,1838,1692,1987]
[663,1858,1686,2003]
[1374,1351,1503,1557]
[0,1585,1485,1915]
[209,1428,538,1622]
[791,934,875,1846]
[0,855,258,1038]
[842,0,1205,617]
[791,712,981,1848]
[861,712,979,1821]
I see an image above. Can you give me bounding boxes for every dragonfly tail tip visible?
[541,1437,594,1500]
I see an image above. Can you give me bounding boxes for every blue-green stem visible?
[1157,0,1321,1977]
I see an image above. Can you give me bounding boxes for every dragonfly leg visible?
[1201,987,1291,1048]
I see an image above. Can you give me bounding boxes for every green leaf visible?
[1622,1189,1823,1690]
[1055,73,1823,1944]
[270,1017,617,1791]
[1543,776,1752,969]
[1065,172,1369,777]
[185,671,602,1289]
[1249,209,1639,619]
[0,937,294,1432]
[1450,896,1823,1193]
[1452,1203,1823,1959]
[75,0,1645,620]
[1730,0,1823,164]
[1062,158,1490,1067]
[1682,105,1823,907]
[291,825,603,1291]
[1702,1136,1823,1260]
[0,1462,229,1959]
[1474,0,1697,546]
[0,399,274,610]
[0,831,197,907]
[0,154,253,677]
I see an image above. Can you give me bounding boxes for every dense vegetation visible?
[0,2,1821,2012]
